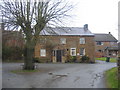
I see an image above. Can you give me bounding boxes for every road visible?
[2,60,117,88]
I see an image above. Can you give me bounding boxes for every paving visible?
[2,60,117,88]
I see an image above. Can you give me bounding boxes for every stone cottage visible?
[34,24,95,63]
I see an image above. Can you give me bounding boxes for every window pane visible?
[96,41,103,45]
[40,49,46,56]
[60,38,66,44]
[80,48,85,56]
[53,50,56,56]
[70,48,76,56]
[80,38,85,44]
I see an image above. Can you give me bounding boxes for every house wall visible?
[34,35,95,63]
[95,41,118,57]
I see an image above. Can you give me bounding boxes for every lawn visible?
[96,57,117,63]
[105,67,118,88]
[11,69,40,74]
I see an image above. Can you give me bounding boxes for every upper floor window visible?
[40,49,46,57]
[60,38,66,44]
[39,38,46,44]
[96,41,104,45]
[80,38,85,44]
[70,48,76,56]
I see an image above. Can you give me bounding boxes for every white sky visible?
[64,0,120,39]
[0,0,119,39]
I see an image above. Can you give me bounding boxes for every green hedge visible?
[2,46,24,61]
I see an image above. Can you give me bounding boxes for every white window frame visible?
[40,49,46,57]
[80,38,85,44]
[80,48,85,56]
[70,48,76,56]
[60,38,66,44]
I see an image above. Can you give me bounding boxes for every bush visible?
[2,46,24,61]
[33,57,50,63]
[81,55,90,63]
[33,57,40,63]
[66,55,77,63]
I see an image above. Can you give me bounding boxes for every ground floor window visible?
[80,48,85,56]
[53,50,56,56]
[40,49,46,57]
[70,48,76,56]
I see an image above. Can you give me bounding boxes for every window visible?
[80,38,85,44]
[80,48,85,56]
[39,38,46,44]
[70,48,76,56]
[96,41,104,45]
[60,38,66,44]
[53,50,56,56]
[40,49,46,57]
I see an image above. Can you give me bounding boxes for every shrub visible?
[33,57,40,63]
[2,46,24,61]
[33,57,50,63]
[66,55,77,63]
[81,55,90,63]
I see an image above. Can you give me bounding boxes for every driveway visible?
[2,60,117,88]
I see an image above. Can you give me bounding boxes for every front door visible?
[56,50,62,62]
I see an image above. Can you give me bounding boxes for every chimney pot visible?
[84,24,88,31]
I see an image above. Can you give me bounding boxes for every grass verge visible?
[11,69,40,74]
[3,60,24,63]
[105,67,118,88]
[96,57,117,63]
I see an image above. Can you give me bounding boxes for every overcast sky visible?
[0,0,119,39]
[65,0,119,39]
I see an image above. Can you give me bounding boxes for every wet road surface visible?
[2,60,117,88]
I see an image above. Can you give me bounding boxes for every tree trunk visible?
[23,40,35,70]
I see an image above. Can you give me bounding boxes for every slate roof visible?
[40,27,94,36]
[94,34,117,42]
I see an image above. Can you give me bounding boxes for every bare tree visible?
[0,0,73,70]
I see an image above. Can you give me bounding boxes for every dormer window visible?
[60,38,66,44]
[80,38,85,44]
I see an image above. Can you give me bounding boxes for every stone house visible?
[95,32,118,58]
[34,24,95,63]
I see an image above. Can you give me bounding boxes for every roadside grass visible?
[11,69,40,74]
[3,60,24,63]
[96,57,117,63]
[105,67,118,88]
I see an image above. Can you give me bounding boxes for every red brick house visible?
[2,30,24,48]
[34,24,95,63]
[95,32,118,58]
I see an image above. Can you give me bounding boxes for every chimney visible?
[109,32,111,34]
[84,24,88,31]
